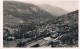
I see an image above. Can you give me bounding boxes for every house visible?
[7,36,15,41]
[50,33,58,39]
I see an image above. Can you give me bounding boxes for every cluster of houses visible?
[17,35,59,47]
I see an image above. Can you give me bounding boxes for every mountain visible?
[38,4,68,16]
[45,10,78,47]
[3,1,55,25]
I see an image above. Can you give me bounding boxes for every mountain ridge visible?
[38,4,68,16]
[3,1,56,25]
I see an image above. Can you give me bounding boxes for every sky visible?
[3,0,79,12]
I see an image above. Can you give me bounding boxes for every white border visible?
[0,0,3,49]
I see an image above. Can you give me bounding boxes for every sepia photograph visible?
[3,0,78,48]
